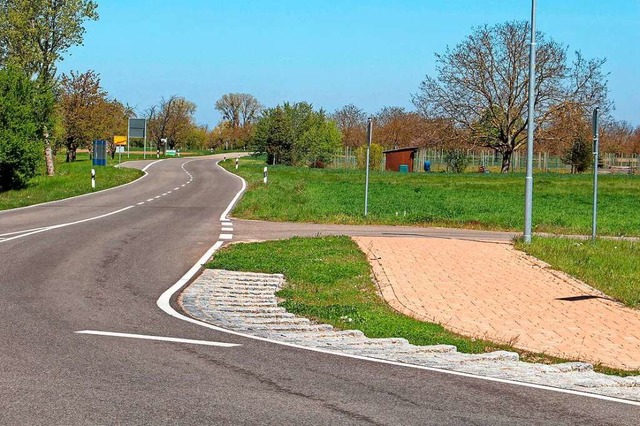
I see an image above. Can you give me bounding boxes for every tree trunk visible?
[500,150,511,173]
[44,126,55,176]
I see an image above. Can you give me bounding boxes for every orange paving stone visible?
[353,236,640,371]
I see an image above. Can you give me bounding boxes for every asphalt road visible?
[0,155,638,425]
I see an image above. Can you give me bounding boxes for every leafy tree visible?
[252,102,341,166]
[0,0,99,176]
[444,150,470,173]
[561,136,592,173]
[297,119,342,167]
[412,21,610,173]
[147,96,197,152]
[355,143,384,171]
[0,67,50,190]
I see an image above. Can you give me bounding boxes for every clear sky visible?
[58,0,639,128]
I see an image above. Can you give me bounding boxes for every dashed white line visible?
[219,234,233,240]
[174,187,180,191]
[147,198,154,202]
[137,202,145,205]
[221,227,233,232]
[75,330,240,348]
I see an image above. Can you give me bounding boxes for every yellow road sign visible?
[113,135,127,145]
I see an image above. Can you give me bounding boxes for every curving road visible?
[0,156,638,425]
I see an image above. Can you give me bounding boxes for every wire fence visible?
[329,148,639,174]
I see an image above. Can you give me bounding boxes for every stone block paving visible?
[180,269,640,402]
[353,236,640,371]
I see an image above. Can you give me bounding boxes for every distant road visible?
[0,156,637,424]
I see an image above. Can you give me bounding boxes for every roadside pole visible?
[592,107,600,240]
[523,0,537,243]
[364,118,373,216]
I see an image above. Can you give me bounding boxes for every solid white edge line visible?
[216,160,247,221]
[75,330,239,347]
[155,161,640,407]
[0,159,163,215]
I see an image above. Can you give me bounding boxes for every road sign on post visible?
[128,118,147,159]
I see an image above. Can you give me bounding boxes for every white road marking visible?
[141,159,164,172]
[156,164,640,408]
[137,202,145,205]
[221,227,233,232]
[0,226,49,237]
[174,187,180,191]
[162,193,168,196]
[154,196,161,199]
[75,330,240,347]
[219,234,233,240]
[181,184,186,187]
[147,198,154,202]
[1,206,134,243]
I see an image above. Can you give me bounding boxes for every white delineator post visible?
[91,169,96,189]
[235,158,239,170]
[263,166,268,184]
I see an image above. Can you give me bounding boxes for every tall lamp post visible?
[523,0,537,243]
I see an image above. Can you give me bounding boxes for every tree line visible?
[2,4,638,192]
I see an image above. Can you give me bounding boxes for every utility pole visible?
[592,107,600,240]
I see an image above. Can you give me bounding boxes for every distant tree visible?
[0,67,50,190]
[0,0,99,175]
[252,102,341,166]
[600,120,637,155]
[561,136,592,173]
[58,70,107,161]
[332,104,367,148]
[214,93,262,149]
[412,21,610,172]
[147,96,197,152]
[374,107,424,149]
[355,143,384,171]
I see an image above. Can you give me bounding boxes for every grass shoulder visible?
[223,156,640,237]
[0,153,143,210]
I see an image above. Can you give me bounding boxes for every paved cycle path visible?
[353,236,640,371]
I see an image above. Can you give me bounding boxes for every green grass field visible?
[0,153,143,210]
[224,156,640,236]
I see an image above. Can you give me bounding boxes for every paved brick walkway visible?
[353,236,640,371]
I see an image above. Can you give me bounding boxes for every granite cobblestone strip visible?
[179,269,640,402]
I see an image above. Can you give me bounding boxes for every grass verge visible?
[515,236,640,308]
[223,156,640,237]
[202,235,640,374]
[0,153,143,210]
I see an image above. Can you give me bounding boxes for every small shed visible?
[383,147,418,172]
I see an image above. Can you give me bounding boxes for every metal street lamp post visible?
[523,0,537,243]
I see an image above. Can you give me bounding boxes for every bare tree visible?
[214,93,262,149]
[332,104,367,148]
[412,21,610,172]
[374,107,423,149]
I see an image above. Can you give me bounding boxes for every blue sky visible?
[58,0,639,127]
